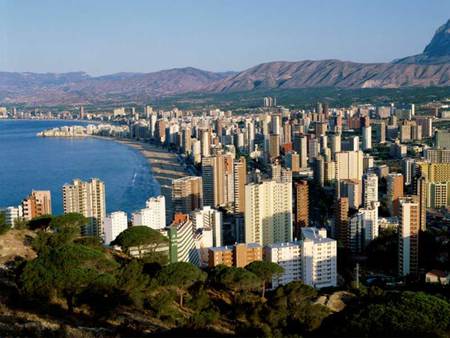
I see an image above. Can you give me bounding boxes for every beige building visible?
[22,190,52,220]
[335,151,364,181]
[202,154,233,208]
[208,243,262,268]
[172,176,203,215]
[387,173,404,216]
[398,197,419,276]
[245,180,293,245]
[233,157,247,214]
[62,178,106,237]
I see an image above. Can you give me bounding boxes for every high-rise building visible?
[330,133,341,158]
[245,180,293,245]
[386,173,404,216]
[132,196,166,229]
[269,134,280,161]
[435,130,450,149]
[172,176,203,214]
[335,197,349,246]
[233,157,247,214]
[301,227,337,288]
[339,179,362,209]
[402,158,416,186]
[335,151,364,181]
[192,206,222,247]
[314,155,325,187]
[363,173,378,208]
[294,180,309,237]
[348,202,380,253]
[398,197,419,276]
[21,190,52,221]
[362,126,372,150]
[167,214,200,266]
[202,154,233,208]
[415,175,427,231]
[424,148,450,163]
[63,178,106,237]
[104,211,128,245]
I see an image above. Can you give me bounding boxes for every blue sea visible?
[0,120,160,215]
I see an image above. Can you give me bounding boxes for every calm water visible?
[0,120,160,215]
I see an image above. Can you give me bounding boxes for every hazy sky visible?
[0,0,449,75]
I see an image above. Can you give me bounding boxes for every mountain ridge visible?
[0,19,449,106]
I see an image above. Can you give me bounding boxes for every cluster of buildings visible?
[3,98,450,287]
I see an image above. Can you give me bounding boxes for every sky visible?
[0,0,449,75]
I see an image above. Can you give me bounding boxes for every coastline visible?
[94,136,188,219]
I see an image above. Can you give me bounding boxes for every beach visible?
[113,138,188,219]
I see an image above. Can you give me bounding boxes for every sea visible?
[0,120,160,215]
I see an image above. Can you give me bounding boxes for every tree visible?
[321,291,450,337]
[157,262,206,307]
[112,226,169,260]
[116,260,150,307]
[246,261,284,298]
[27,215,52,230]
[0,211,10,235]
[21,243,118,313]
[50,213,87,235]
[213,266,260,298]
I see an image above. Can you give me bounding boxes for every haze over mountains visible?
[0,19,449,106]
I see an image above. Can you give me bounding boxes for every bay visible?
[0,120,160,215]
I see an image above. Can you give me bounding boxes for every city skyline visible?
[0,0,449,75]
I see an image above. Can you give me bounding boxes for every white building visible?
[191,206,222,247]
[265,242,302,289]
[264,228,337,289]
[301,228,337,288]
[362,126,372,150]
[363,173,378,207]
[245,180,293,245]
[1,206,23,226]
[103,211,128,245]
[132,195,166,230]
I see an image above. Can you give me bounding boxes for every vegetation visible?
[0,211,10,235]
[112,225,169,263]
[0,213,449,337]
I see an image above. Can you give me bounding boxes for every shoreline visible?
[93,136,188,220]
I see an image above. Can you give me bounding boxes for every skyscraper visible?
[387,173,404,216]
[245,180,293,245]
[363,173,378,208]
[192,206,223,247]
[202,154,233,208]
[294,180,309,237]
[233,157,247,214]
[21,190,52,221]
[335,197,349,247]
[398,197,419,276]
[172,176,203,215]
[63,178,106,237]
[335,151,364,181]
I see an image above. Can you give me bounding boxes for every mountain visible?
[207,60,450,92]
[0,19,449,106]
[0,68,232,105]
[394,19,450,64]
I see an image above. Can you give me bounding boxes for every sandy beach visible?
[104,137,189,219]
